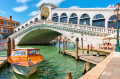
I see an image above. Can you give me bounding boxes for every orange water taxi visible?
[8,48,44,77]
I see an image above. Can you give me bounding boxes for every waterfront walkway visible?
[80,52,120,79]
[62,50,105,65]
[0,56,7,68]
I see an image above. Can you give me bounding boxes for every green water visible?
[0,43,86,79]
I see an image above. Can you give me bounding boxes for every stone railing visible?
[10,20,118,38]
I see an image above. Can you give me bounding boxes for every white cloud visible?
[16,0,30,4]
[36,0,65,7]
[0,10,6,14]
[13,5,28,12]
[69,6,80,9]
[29,11,38,16]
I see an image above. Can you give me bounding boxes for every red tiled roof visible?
[0,16,19,22]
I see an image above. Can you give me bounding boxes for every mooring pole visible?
[58,39,60,53]
[75,38,79,61]
[81,38,84,54]
[65,41,67,50]
[87,44,89,54]
[65,72,72,79]
[63,40,65,55]
[7,38,11,58]
[12,39,15,50]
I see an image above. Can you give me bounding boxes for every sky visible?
[0,0,120,24]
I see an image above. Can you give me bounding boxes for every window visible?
[18,28,20,31]
[28,50,39,55]
[7,22,10,25]
[16,24,18,27]
[4,21,5,25]
[11,50,26,56]
[13,23,15,26]
[4,29,6,33]
[7,29,10,33]
[22,26,24,28]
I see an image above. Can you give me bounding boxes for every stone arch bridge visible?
[10,21,118,48]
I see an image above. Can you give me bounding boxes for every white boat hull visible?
[12,64,38,77]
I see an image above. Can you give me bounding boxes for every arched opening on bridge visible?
[52,13,59,22]
[69,13,78,24]
[41,6,49,20]
[108,15,120,29]
[18,29,61,45]
[25,24,28,27]
[22,26,24,29]
[92,14,105,27]
[80,13,90,25]
[34,18,38,22]
[18,28,20,31]
[30,21,33,24]
[60,13,67,23]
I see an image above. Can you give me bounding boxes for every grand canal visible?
[0,43,87,79]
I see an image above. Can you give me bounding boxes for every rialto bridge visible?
[10,3,120,47]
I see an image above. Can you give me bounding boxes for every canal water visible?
[0,43,87,79]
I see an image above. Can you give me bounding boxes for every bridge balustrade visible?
[12,20,119,38]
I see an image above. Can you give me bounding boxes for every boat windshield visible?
[28,50,39,55]
[11,50,26,56]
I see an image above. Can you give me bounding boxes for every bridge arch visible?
[80,13,90,25]
[34,18,38,22]
[52,13,59,22]
[92,14,105,27]
[18,28,20,31]
[21,26,24,29]
[41,6,49,20]
[60,13,67,23]
[69,13,78,24]
[25,24,28,27]
[30,21,33,24]
[108,15,120,29]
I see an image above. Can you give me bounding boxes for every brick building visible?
[0,16,20,41]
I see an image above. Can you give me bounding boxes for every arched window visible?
[80,13,90,25]
[52,13,59,22]
[30,21,33,24]
[69,13,78,24]
[108,15,119,29]
[34,18,38,22]
[22,26,24,29]
[14,30,17,33]
[18,28,20,31]
[25,24,28,26]
[60,13,67,23]
[92,14,105,27]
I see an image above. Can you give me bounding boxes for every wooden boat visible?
[8,48,44,77]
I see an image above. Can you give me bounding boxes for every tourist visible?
[108,43,112,50]
[90,44,93,50]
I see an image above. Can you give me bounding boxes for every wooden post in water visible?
[12,39,15,50]
[58,39,60,53]
[75,38,79,61]
[65,72,72,79]
[87,44,89,54]
[7,38,11,58]
[63,40,65,55]
[65,41,67,50]
[86,62,91,72]
[81,38,84,54]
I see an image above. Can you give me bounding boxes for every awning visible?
[2,34,10,37]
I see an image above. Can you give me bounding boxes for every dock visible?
[63,50,105,65]
[0,56,7,68]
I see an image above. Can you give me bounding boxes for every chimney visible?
[10,16,12,21]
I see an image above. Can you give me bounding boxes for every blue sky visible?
[0,0,120,24]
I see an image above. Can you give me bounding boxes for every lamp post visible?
[114,3,120,52]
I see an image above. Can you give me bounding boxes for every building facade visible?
[0,16,20,41]
[14,3,119,32]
